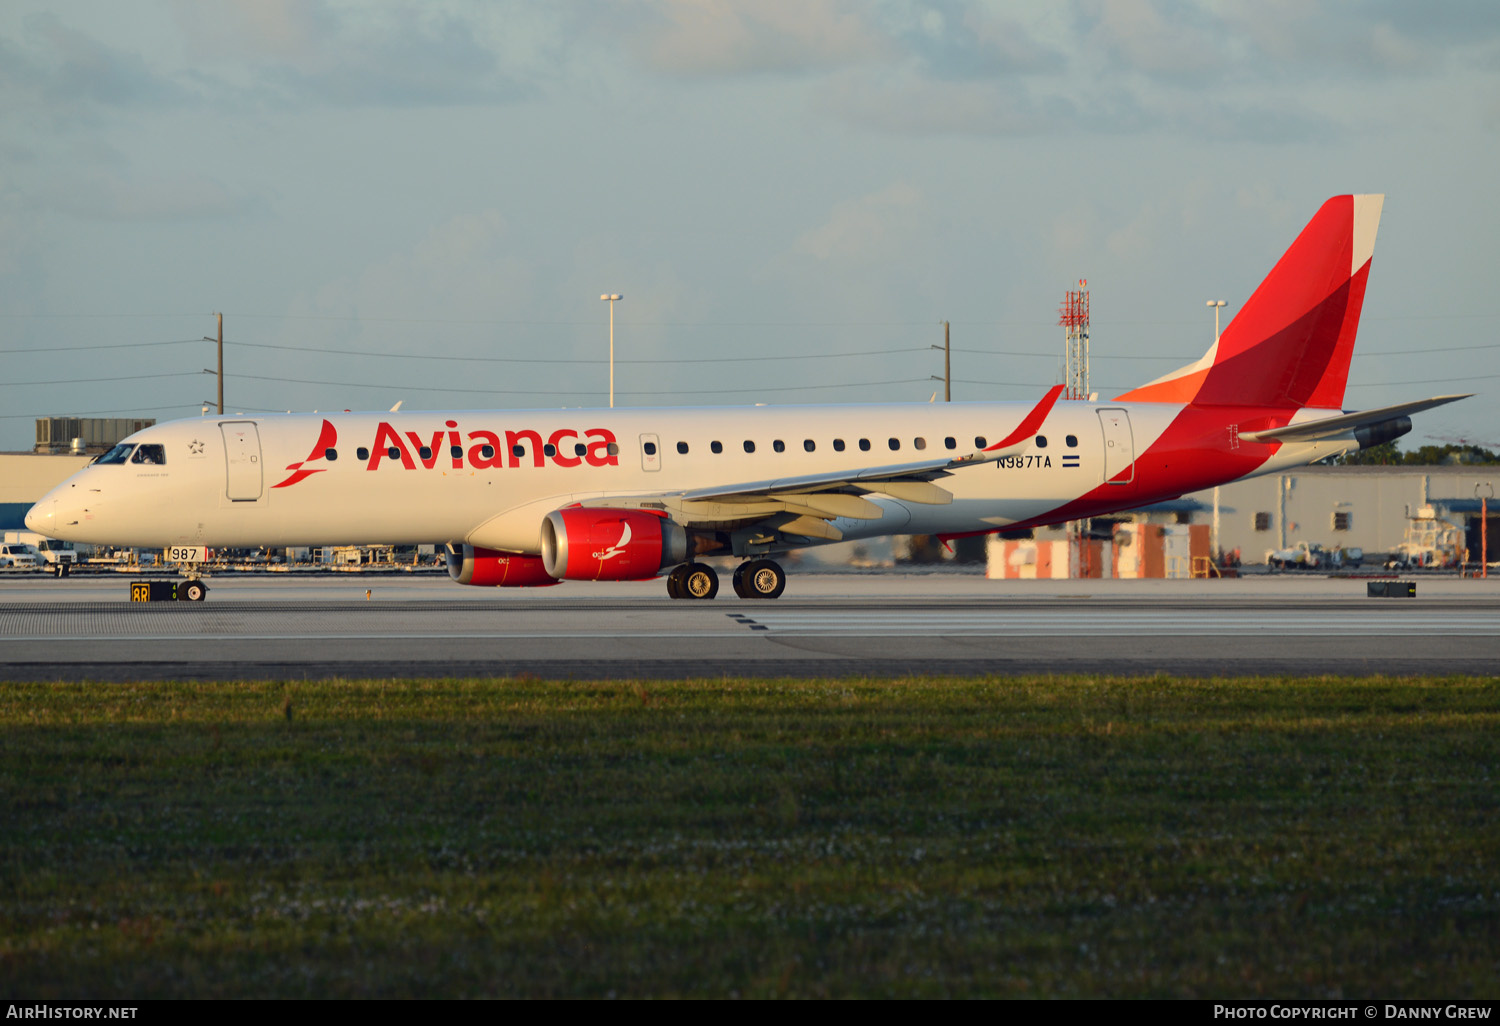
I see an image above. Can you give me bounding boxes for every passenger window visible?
[575,443,588,457]
[773,440,785,453]
[677,441,689,455]
[131,444,166,465]
[388,447,401,460]
[358,447,370,461]
[711,441,723,454]
[803,439,815,452]
[94,444,134,465]
[451,446,463,459]
[944,437,956,449]
[644,441,657,456]
[544,443,557,457]
[1035,436,1047,448]
[325,448,338,461]
[858,439,871,452]
[888,438,900,451]
[1066,434,1078,447]
[511,445,525,458]
[607,443,620,456]
[975,436,987,448]
[913,437,926,450]
[833,439,845,452]
[744,440,756,453]
[419,446,433,460]
[480,445,495,460]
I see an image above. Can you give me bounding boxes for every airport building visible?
[1183,464,1497,566]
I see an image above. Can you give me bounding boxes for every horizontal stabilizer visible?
[1239,394,1471,443]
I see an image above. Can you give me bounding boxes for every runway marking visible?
[728,610,1500,637]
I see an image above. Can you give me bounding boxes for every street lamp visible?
[600,294,623,408]
[1206,301,1227,565]
[1206,300,1226,344]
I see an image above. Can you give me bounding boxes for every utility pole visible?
[600,295,622,408]
[929,321,951,401]
[202,313,223,414]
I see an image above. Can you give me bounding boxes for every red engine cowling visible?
[446,545,559,587]
[540,508,688,581]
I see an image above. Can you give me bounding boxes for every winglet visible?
[983,384,1066,453]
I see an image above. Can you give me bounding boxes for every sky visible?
[2,0,1497,453]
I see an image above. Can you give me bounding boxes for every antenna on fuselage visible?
[390,401,403,412]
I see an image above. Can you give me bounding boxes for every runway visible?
[1,571,1496,680]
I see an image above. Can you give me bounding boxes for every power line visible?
[229,372,932,396]
[0,340,211,354]
[0,372,204,387]
[230,341,929,365]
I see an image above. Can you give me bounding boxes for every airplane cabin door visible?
[1096,409,1135,485]
[220,422,264,501]
[640,433,661,472]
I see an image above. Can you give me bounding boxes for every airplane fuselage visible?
[29,398,1346,553]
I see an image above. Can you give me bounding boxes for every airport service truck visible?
[4,530,79,571]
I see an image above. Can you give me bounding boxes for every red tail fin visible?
[1117,194,1382,409]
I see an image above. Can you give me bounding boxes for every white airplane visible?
[27,195,1468,601]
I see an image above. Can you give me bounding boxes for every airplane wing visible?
[584,385,1066,540]
[1239,394,1471,444]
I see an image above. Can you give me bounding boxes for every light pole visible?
[1207,301,1226,564]
[1206,300,1226,344]
[600,294,622,408]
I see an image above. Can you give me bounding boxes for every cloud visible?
[794,183,926,263]
[624,0,891,76]
[298,210,536,328]
[1075,0,1220,83]
[821,72,1067,136]
[0,12,193,125]
[169,1,527,107]
[34,168,257,222]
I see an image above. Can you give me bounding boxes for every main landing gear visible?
[664,559,786,600]
[666,562,719,600]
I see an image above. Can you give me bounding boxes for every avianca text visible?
[367,422,619,471]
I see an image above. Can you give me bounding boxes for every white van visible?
[0,543,40,568]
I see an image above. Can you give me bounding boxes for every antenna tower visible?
[1058,279,1090,400]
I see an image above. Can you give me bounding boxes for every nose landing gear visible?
[175,579,208,602]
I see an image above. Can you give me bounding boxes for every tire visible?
[735,559,785,599]
[682,562,718,600]
[177,581,208,602]
[666,564,686,599]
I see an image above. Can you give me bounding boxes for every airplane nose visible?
[23,501,49,533]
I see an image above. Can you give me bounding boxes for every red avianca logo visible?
[271,419,337,489]
[272,419,620,488]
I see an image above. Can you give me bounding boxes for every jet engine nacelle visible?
[540,508,688,581]
[446,544,559,587]
[1353,415,1412,451]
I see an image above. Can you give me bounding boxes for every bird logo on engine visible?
[591,522,632,561]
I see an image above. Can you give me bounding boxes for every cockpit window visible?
[131,444,166,465]
[94,444,134,465]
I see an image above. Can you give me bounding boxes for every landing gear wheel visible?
[733,559,786,599]
[666,563,688,599]
[176,580,208,602]
[682,562,719,600]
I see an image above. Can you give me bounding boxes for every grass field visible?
[2,675,1497,998]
